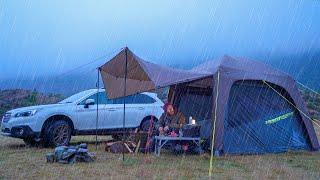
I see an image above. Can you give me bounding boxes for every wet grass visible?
[0,135,319,179]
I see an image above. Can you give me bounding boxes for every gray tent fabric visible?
[191,56,319,153]
[99,48,319,154]
[192,55,289,78]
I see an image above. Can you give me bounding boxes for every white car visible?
[1,89,164,146]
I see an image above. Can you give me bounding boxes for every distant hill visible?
[0,89,64,117]
[0,74,98,96]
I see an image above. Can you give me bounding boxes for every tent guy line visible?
[55,47,124,78]
[297,81,320,96]
[263,80,320,129]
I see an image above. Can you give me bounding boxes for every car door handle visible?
[107,108,117,111]
[138,107,145,110]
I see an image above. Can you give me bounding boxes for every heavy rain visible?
[0,0,319,179]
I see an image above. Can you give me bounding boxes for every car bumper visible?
[1,125,40,139]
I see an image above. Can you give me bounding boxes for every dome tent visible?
[99,47,319,155]
[174,55,319,155]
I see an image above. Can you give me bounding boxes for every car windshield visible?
[59,90,93,104]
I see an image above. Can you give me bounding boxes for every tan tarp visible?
[99,47,211,99]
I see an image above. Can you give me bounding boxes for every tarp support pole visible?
[122,47,128,161]
[95,68,100,150]
[209,71,220,177]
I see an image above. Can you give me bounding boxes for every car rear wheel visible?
[44,120,72,147]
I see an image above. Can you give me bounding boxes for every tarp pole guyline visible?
[297,81,320,96]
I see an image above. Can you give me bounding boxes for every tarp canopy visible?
[99,47,211,99]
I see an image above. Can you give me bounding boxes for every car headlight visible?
[14,109,38,118]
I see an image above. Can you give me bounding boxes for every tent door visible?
[223,81,311,154]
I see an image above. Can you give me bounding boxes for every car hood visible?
[8,103,71,114]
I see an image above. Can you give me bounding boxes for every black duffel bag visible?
[182,124,200,137]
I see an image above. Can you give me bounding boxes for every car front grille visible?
[2,113,12,123]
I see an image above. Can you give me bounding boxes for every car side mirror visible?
[84,99,95,108]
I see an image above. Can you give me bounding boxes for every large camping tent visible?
[99,47,319,155]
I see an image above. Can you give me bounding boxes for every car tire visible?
[43,120,72,147]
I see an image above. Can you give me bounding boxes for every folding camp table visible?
[154,136,201,156]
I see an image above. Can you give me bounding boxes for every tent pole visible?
[95,68,100,150]
[122,47,128,161]
[209,71,220,177]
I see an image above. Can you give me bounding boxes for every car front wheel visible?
[44,120,72,147]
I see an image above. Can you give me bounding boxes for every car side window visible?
[113,94,156,104]
[79,92,113,105]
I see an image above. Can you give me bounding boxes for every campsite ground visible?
[1,125,320,180]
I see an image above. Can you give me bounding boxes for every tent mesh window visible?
[171,84,214,140]
[172,85,213,122]
[223,80,312,154]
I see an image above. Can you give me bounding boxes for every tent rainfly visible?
[99,47,319,156]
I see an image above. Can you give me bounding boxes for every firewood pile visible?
[105,131,150,153]
[105,141,139,153]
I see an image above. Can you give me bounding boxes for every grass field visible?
[1,127,320,179]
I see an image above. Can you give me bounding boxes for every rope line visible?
[297,81,320,96]
[263,81,320,129]
[55,47,123,78]
[209,70,220,177]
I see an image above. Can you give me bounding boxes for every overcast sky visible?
[1,0,319,80]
